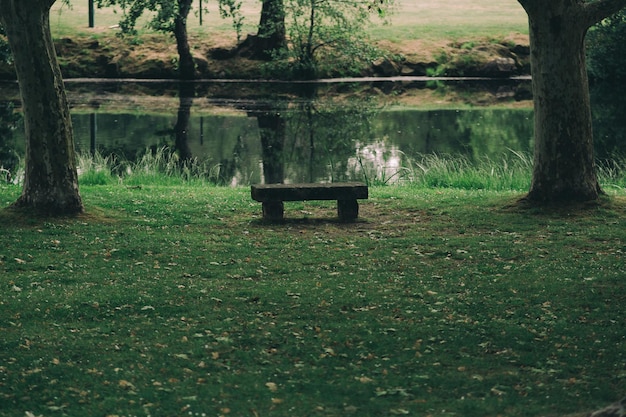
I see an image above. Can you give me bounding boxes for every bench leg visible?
[262,201,284,221]
[337,199,358,221]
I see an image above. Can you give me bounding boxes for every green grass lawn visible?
[1,183,624,417]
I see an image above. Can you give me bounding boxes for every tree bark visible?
[518,0,626,202]
[256,0,286,60]
[0,0,83,215]
[174,0,196,80]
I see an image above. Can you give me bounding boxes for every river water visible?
[1,78,623,185]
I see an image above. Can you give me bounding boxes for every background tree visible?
[95,0,245,79]
[0,0,83,215]
[218,0,244,41]
[95,0,197,79]
[517,0,626,202]
[587,9,626,82]
[0,25,11,65]
[586,11,626,162]
[258,0,286,57]
[0,101,20,183]
[278,0,392,79]
[243,0,286,60]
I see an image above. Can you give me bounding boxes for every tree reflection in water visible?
[3,80,582,186]
[5,79,626,186]
[174,82,194,162]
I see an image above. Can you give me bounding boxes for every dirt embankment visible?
[0,33,530,81]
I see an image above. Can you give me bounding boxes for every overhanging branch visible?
[583,0,626,26]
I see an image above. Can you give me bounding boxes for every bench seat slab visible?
[251,182,368,202]
[251,182,367,221]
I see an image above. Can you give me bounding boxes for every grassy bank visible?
[50,0,528,42]
[28,0,532,80]
[1,178,625,417]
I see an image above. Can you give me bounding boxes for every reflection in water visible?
[174,83,194,162]
[252,106,286,184]
[3,79,625,186]
[0,79,578,185]
[349,142,404,185]
[281,98,375,183]
[65,106,535,185]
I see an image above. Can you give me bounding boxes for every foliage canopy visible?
[587,10,626,81]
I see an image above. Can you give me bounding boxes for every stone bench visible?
[251,182,368,221]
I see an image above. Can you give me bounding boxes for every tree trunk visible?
[256,0,286,60]
[0,0,83,215]
[522,0,601,202]
[174,0,196,80]
[519,0,626,202]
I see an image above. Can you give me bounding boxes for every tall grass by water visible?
[75,147,226,187]
[78,148,537,190]
[4,147,626,193]
[356,150,534,191]
[69,147,626,194]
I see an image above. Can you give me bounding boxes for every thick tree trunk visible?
[174,0,196,80]
[0,0,83,215]
[256,0,286,60]
[523,0,601,202]
[519,0,626,201]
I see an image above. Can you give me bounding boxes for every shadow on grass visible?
[0,205,116,228]
[501,194,624,217]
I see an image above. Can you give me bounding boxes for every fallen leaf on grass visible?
[266,382,278,392]
[118,380,135,390]
[47,405,67,411]
[375,387,411,397]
